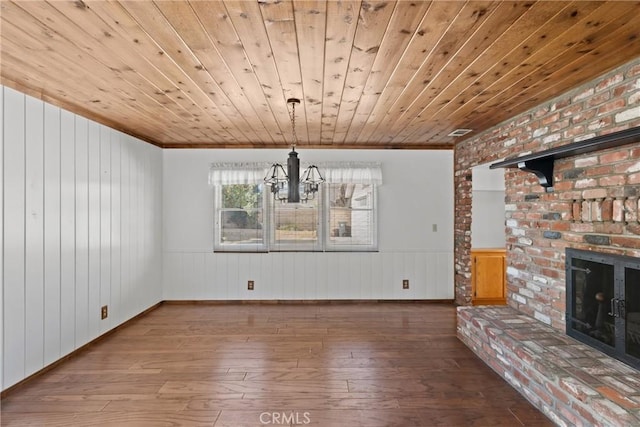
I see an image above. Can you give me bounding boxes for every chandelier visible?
[264,98,324,203]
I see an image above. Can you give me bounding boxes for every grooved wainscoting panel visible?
[162,251,454,301]
[1,85,163,391]
[0,80,4,391]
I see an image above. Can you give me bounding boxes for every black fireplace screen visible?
[566,248,640,370]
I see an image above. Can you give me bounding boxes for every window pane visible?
[222,184,262,209]
[329,184,373,209]
[328,208,373,246]
[272,198,320,250]
[219,208,264,245]
[216,183,266,251]
[327,183,376,250]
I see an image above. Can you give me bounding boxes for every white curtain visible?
[208,162,270,185]
[209,161,382,185]
[313,161,383,185]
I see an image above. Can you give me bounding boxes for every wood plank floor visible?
[1,303,553,426]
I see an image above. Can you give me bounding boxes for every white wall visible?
[1,85,4,391]
[1,86,163,391]
[471,163,506,248]
[163,149,454,300]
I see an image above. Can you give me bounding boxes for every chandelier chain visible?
[290,100,298,149]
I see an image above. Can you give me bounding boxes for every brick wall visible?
[455,57,640,331]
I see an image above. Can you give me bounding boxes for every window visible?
[210,162,381,252]
[326,183,376,251]
[215,183,266,252]
[271,193,322,251]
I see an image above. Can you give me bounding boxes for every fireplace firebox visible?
[566,248,640,370]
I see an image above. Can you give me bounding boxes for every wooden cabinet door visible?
[472,249,506,305]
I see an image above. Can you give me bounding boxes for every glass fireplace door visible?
[625,266,640,360]
[566,249,640,370]
[568,256,615,349]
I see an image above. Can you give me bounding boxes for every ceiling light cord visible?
[288,97,300,150]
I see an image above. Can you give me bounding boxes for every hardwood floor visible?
[1,303,552,426]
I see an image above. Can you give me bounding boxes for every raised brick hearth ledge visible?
[457,306,640,427]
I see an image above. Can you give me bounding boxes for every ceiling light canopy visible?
[264,98,324,203]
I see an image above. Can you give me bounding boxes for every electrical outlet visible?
[403,279,409,289]
[101,305,108,319]
[248,280,254,290]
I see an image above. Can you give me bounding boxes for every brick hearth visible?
[458,306,640,427]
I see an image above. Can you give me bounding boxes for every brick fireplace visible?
[454,57,640,425]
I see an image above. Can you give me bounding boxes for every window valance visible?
[208,162,270,185]
[314,162,382,185]
[208,161,382,186]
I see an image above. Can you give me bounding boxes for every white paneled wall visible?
[163,149,454,300]
[0,86,4,390]
[2,86,163,391]
[163,251,454,300]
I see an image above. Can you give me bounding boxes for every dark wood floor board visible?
[0,302,552,426]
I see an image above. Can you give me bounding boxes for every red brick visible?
[585,165,614,177]
[564,125,586,139]
[551,119,570,132]
[582,188,607,199]
[572,201,582,221]
[629,64,640,78]
[590,398,637,426]
[598,99,626,115]
[574,155,598,167]
[570,108,597,123]
[552,181,573,191]
[571,222,596,233]
[549,221,571,231]
[587,92,611,107]
[551,97,572,111]
[601,199,613,221]
[534,106,550,118]
[614,83,636,98]
[576,178,597,189]
[600,150,630,164]
[599,175,626,187]
[594,222,625,235]
[596,73,624,92]
[572,401,601,426]
[573,87,594,102]
[588,116,614,131]
[625,198,638,222]
[597,386,640,410]
[615,159,640,174]
[542,112,561,125]
[611,235,640,249]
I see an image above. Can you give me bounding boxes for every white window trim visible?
[210,162,381,253]
[269,191,324,252]
[324,184,378,252]
[213,184,269,253]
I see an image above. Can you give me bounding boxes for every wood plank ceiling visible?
[2,1,640,149]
